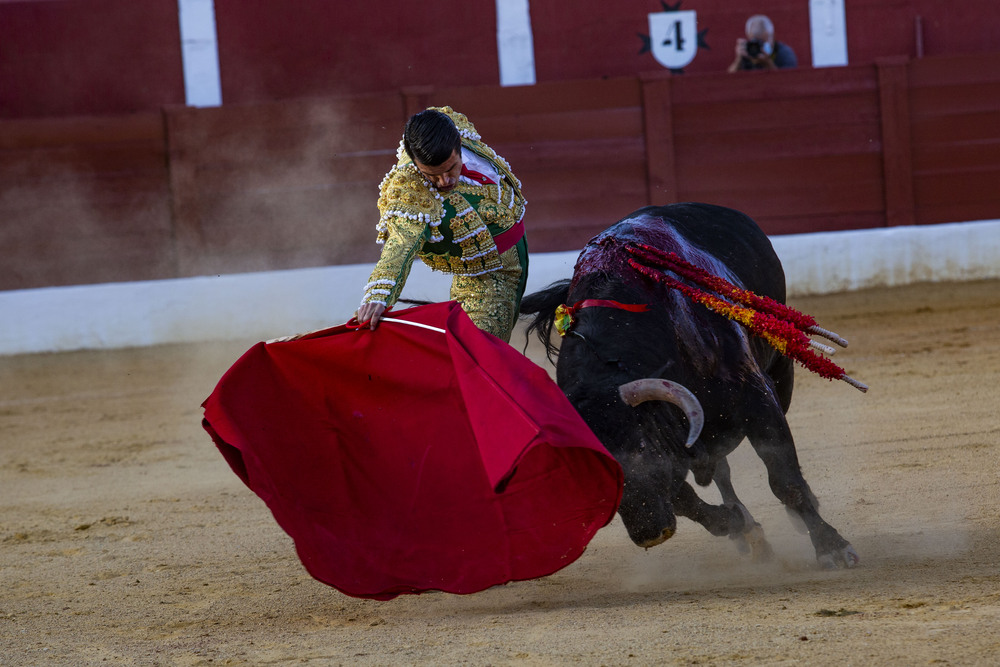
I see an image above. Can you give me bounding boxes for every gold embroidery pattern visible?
[376,164,444,245]
[450,245,524,342]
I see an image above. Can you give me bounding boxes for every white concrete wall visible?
[2,219,998,356]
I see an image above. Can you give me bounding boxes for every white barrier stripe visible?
[178,0,222,107]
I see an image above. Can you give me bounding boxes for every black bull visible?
[520,203,859,568]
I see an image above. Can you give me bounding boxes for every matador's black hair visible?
[403,110,462,167]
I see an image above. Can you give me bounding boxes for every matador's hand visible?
[356,302,386,330]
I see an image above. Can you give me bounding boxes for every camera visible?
[745,40,764,57]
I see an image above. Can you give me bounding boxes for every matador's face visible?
[414,149,463,192]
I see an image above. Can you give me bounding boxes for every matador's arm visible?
[359,217,426,310]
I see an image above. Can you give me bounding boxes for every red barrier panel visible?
[2,55,1000,290]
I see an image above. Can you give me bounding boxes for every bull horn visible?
[618,379,704,448]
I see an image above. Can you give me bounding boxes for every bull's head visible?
[523,272,710,549]
[610,378,704,548]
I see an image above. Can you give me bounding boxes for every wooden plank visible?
[916,201,1000,226]
[683,178,885,219]
[909,81,1000,119]
[759,212,887,236]
[0,253,176,290]
[0,113,163,150]
[182,153,393,195]
[672,65,879,105]
[501,137,644,171]
[474,108,644,144]
[674,124,882,162]
[182,242,375,278]
[162,95,400,275]
[526,189,648,225]
[910,111,1000,144]
[528,225,607,253]
[0,143,168,181]
[190,134,643,197]
[913,168,1000,205]
[675,153,884,192]
[907,55,1000,229]
[0,192,175,289]
[163,95,403,155]
[402,86,434,118]
[526,196,649,229]
[878,58,915,227]
[164,107,206,277]
[167,94,402,133]
[0,178,170,219]
[432,77,642,116]
[908,53,1000,88]
[673,92,880,134]
[641,72,677,206]
[187,187,378,273]
[0,201,171,241]
[166,119,400,162]
[912,140,1000,172]
[521,164,647,203]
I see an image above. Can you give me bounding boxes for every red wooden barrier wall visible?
[2,53,999,291]
[909,54,1000,225]
[0,113,174,289]
[8,0,996,118]
[164,94,405,278]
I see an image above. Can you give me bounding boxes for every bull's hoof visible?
[817,545,860,569]
[728,503,775,562]
[639,526,675,549]
[731,523,775,562]
[745,524,775,563]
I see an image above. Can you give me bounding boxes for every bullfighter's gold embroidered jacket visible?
[360,107,526,309]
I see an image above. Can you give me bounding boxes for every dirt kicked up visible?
[2,279,999,665]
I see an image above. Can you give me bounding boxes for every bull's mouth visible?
[638,525,675,549]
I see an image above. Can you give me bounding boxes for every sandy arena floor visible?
[2,279,999,666]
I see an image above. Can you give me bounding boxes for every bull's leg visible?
[672,481,746,538]
[764,356,813,535]
[768,354,795,416]
[711,456,741,507]
[712,458,774,561]
[745,400,859,569]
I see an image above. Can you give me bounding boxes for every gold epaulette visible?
[376,164,446,244]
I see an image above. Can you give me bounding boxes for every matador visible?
[356,107,528,342]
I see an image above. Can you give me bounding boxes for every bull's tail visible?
[519,279,571,361]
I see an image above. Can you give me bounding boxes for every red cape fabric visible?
[202,301,623,600]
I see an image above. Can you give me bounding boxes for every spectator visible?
[728,15,798,72]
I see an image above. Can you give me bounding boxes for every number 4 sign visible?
[648,10,698,69]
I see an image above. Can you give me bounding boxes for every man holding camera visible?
[728,14,798,72]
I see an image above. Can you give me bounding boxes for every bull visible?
[520,203,859,568]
